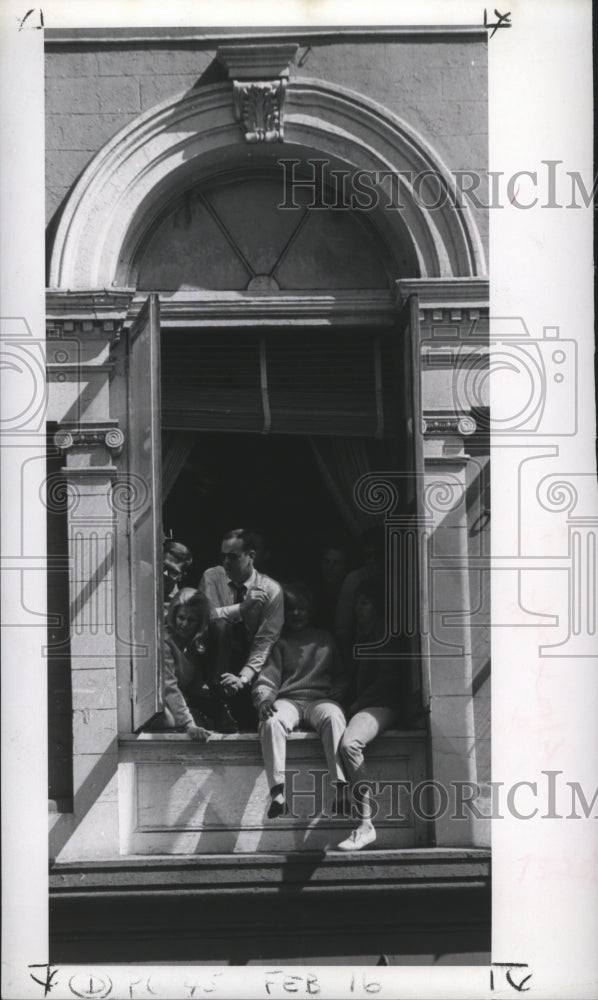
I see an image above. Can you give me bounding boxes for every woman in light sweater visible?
[252,582,348,818]
[161,588,214,740]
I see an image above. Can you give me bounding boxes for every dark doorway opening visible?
[163,433,360,587]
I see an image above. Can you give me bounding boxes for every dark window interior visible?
[163,433,361,587]
[161,325,402,586]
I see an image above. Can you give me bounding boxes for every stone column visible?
[397,277,491,847]
[46,293,131,861]
[48,429,123,861]
[424,452,483,846]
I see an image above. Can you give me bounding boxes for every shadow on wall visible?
[49,738,118,860]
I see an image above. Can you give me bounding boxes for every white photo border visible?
[1,0,596,997]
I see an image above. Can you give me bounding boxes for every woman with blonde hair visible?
[161,587,214,741]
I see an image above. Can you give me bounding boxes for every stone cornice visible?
[46,26,488,47]
[46,289,135,340]
[45,287,490,336]
[46,289,135,317]
[125,290,396,327]
[217,43,298,80]
[396,277,489,309]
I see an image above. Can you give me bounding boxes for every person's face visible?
[163,555,185,597]
[321,547,347,588]
[285,593,311,632]
[354,593,377,629]
[221,537,254,583]
[173,607,200,639]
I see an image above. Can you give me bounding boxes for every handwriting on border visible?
[18,8,44,30]
[27,967,385,999]
[491,963,533,993]
[27,963,535,997]
[28,965,59,997]
[483,8,512,37]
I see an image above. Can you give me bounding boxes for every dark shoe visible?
[267,798,289,819]
[267,783,287,818]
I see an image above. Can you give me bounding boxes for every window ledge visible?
[119,729,428,765]
[120,729,427,744]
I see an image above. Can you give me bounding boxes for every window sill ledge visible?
[119,728,427,743]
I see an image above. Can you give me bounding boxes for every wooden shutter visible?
[399,295,430,712]
[127,295,164,730]
[353,299,429,718]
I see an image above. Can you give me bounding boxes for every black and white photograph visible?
[1,0,596,997]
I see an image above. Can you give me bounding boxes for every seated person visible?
[199,528,284,731]
[252,582,348,818]
[163,539,194,611]
[159,588,215,741]
[337,580,401,851]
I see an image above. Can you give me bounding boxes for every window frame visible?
[119,290,428,735]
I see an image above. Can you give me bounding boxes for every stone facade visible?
[45,26,490,964]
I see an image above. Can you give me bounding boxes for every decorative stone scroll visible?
[422,413,477,437]
[53,422,125,457]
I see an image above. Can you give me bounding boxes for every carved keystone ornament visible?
[217,43,298,144]
[233,80,286,143]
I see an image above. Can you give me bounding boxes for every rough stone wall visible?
[45,46,217,227]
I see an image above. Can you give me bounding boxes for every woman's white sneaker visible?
[337,827,376,851]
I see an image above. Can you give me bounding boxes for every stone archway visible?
[48,78,486,288]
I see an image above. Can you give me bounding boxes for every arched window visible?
[133,173,397,292]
